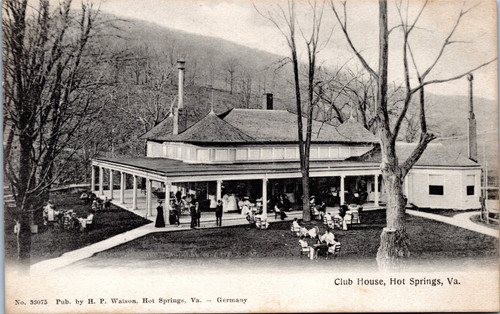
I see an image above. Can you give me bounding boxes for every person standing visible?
[190,202,197,229]
[215,200,223,226]
[155,201,165,228]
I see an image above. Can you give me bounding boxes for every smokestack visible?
[173,60,185,135]
[467,73,477,162]
[262,93,273,110]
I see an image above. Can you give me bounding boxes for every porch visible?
[90,157,387,223]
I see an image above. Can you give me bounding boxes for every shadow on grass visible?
[4,191,150,265]
[89,210,498,264]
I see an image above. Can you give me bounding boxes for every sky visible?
[93,0,497,100]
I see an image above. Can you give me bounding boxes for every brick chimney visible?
[262,93,273,110]
[173,60,185,135]
[467,74,477,162]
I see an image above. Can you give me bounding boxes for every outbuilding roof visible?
[355,142,479,167]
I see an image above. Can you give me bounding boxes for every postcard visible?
[3,0,499,312]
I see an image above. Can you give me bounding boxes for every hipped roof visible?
[142,108,378,144]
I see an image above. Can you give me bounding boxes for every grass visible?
[4,191,150,264]
[91,210,498,263]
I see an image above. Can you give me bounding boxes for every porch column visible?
[98,166,104,195]
[132,175,138,210]
[109,170,114,199]
[90,165,96,193]
[340,175,345,205]
[146,178,152,217]
[165,181,171,219]
[120,172,125,204]
[216,180,222,201]
[262,178,268,216]
[374,174,379,207]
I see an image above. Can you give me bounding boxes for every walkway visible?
[407,209,499,238]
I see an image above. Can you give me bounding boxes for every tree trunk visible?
[301,168,311,221]
[376,171,410,271]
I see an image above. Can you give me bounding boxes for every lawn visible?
[4,191,151,264]
[90,210,499,264]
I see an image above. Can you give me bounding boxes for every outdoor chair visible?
[333,217,343,230]
[299,240,311,258]
[327,243,341,257]
[351,211,361,224]
[255,216,268,230]
[323,215,334,229]
[86,214,94,231]
[291,224,301,236]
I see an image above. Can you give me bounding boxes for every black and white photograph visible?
[2,0,499,312]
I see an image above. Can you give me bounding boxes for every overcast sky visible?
[97,0,497,101]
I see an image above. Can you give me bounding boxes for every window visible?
[248,149,260,160]
[215,149,229,161]
[274,148,285,159]
[262,148,273,160]
[466,175,475,196]
[329,147,339,159]
[285,148,296,159]
[235,149,248,161]
[429,174,444,195]
[197,149,209,162]
[319,147,329,159]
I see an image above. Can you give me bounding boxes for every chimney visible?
[467,74,478,162]
[173,60,186,135]
[262,93,273,110]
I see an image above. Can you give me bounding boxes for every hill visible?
[98,16,498,168]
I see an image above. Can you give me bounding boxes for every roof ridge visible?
[179,110,255,141]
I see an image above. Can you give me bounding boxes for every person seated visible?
[307,226,319,239]
[103,197,111,210]
[292,218,301,230]
[328,238,341,254]
[80,192,88,203]
[320,229,336,246]
[299,227,308,238]
[318,201,327,219]
[246,211,256,228]
[85,210,94,230]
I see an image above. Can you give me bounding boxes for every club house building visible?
[90,61,481,218]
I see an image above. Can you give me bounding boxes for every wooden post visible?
[340,175,345,205]
[109,170,114,199]
[132,175,138,210]
[120,172,125,204]
[375,174,379,207]
[90,165,96,193]
[146,179,152,217]
[216,180,222,201]
[262,178,268,216]
[165,181,170,220]
[98,167,104,195]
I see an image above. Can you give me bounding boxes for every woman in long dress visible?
[227,194,237,212]
[222,194,229,212]
[155,202,166,228]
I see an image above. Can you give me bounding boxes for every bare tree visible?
[256,0,330,221]
[331,0,496,270]
[224,57,240,94]
[2,0,113,266]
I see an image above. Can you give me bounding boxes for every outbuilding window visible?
[466,175,475,196]
[429,174,444,196]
